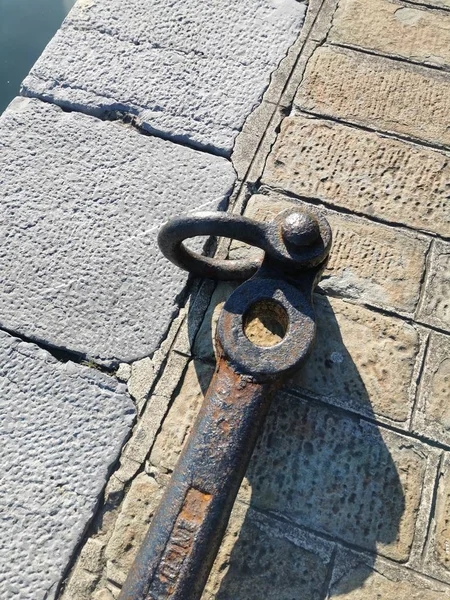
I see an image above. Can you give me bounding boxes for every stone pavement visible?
[22,0,305,156]
[0,0,306,597]
[1,0,450,598]
[0,332,135,599]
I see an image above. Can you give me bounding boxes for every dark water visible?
[0,0,75,114]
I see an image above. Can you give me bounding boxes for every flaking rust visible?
[119,205,332,600]
[147,489,213,598]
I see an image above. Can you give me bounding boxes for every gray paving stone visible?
[0,97,235,364]
[0,329,135,600]
[22,0,306,156]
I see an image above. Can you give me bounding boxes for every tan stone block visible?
[113,455,141,485]
[319,210,427,315]
[193,282,239,361]
[106,561,127,588]
[295,45,450,149]
[418,241,450,332]
[436,486,450,570]
[192,283,420,424]
[330,548,450,598]
[62,570,99,600]
[409,0,450,8]
[77,538,105,573]
[246,392,429,561]
[104,473,164,584]
[62,539,105,599]
[330,0,450,68]
[413,332,450,445]
[150,361,215,471]
[149,357,428,562]
[293,295,420,424]
[127,357,154,410]
[203,502,333,600]
[123,351,188,464]
[424,455,450,582]
[93,591,115,600]
[231,194,428,315]
[122,394,168,464]
[262,115,450,236]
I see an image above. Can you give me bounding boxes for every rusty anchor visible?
[118,206,332,600]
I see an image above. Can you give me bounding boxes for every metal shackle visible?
[158,206,331,379]
[157,206,332,280]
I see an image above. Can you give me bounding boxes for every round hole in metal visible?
[243,299,289,348]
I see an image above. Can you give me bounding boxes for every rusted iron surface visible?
[119,206,332,600]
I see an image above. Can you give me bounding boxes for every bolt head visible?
[281,211,320,247]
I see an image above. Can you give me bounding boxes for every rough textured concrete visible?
[0,97,235,364]
[330,548,450,598]
[413,333,450,445]
[418,241,450,332]
[231,194,429,315]
[295,45,450,149]
[262,115,450,236]
[22,0,306,156]
[330,0,450,68]
[0,329,135,600]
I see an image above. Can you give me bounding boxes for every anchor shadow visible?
[189,287,405,599]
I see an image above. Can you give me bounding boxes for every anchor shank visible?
[119,359,278,600]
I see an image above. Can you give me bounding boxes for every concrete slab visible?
[21,0,306,156]
[0,329,135,600]
[0,97,235,364]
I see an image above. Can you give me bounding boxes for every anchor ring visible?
[157,208,331,280]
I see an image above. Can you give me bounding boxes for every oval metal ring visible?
[157,212,271,281]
